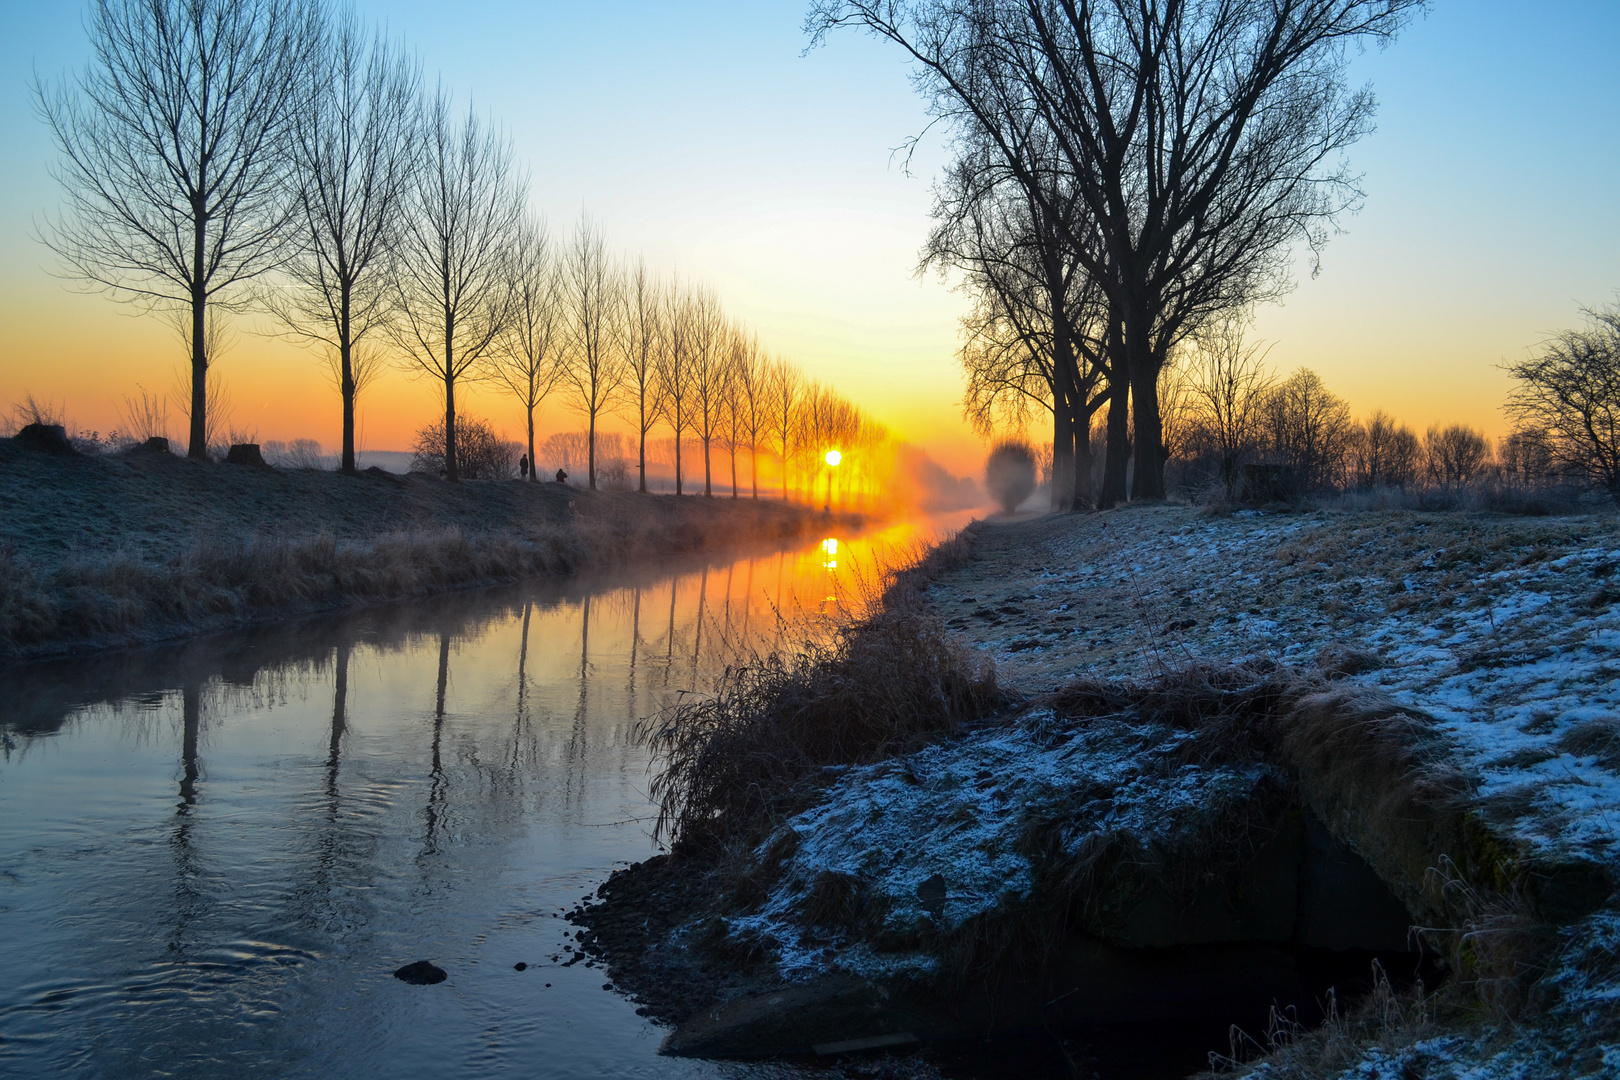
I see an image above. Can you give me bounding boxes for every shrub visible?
[984,439,1036,514]
[410,413,517,479]
[642,595,1000,852]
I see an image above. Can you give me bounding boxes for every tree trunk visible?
[340,286,356,474]
[637,397,648,493]
[340,341,357,475]
[588,412,597,490]
[703,438,712,496]
[1129,337,1166,500]
[750,436,758,498]
[730,443,738,498]
[674,428,683,495]
[1073,402,1096,510]
[188,207,208,460]
[1051,325,1078,513]
[526,407,536,483]
[443,373,459,482]
[1100,370,1130,507]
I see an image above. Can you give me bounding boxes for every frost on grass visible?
[718,708,1282,982]
[931,509,1620,868]
[932,508,1620,1080]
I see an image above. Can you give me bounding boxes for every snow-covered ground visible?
[917,505,1620,1078]
[724,709,1280,983]
[925,506,1620,868]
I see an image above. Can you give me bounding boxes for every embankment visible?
[0,437,857,663]
[577,507,1620,1077]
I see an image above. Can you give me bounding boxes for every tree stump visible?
[14,423,74,454]
[225,443,271,468]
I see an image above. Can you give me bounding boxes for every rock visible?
[513,961,528,971]
[393,960,447,985]
[915,874,947,920]
[225,443,270,468]
[14,423,74,454]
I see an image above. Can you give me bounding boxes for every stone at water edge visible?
[393,960,447,985]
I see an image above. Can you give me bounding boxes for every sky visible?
[2,1,1618,475]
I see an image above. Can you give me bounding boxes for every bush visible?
[985,439,1036,514]
[411,413,517,480]
[642,595,1000,852]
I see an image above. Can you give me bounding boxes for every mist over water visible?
[0,513,974,1080]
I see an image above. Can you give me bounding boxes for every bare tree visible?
[733,330,767,498]
[1187,320,1274,497]
[766,355,802,501]
[36,0,319,459]
[686,287,727,496]
[720,325,750,498]
[1262,368,1355,491]
[389,89,524,482]
[270,10,418,473]
[656,284,697,495]
[491,216,564,481]
[617,258,667,492]
[1505,304,1620,496]
[924,127,1113,510]
[1350,409,1421,489]
[1498,427,1554,486]
[810,0,1420,501]
[560,216,626,490]
[1423,424,1492,489]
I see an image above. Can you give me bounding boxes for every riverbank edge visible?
[1,445,865,665]
[574,514,1618,1076]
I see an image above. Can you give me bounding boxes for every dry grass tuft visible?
[1555,716,1620,770]
[641,592,1002,852]
[1197,960,1446,1078]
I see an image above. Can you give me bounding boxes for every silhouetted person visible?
[555,468,568,484]
[518,453,529,479]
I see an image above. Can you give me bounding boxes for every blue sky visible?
[2,1,1617,464]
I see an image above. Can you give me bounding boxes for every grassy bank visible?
[577,505,1620,1075]
[0,438,856,663]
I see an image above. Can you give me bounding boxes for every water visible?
[0,514,971,1079]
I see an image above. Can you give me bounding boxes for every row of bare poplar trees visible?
[35,0,878,491]
[478,225,884,496]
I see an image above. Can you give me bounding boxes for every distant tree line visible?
[1112,305,1620,501]
[34,0,887,501]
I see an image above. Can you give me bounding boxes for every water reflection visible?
[0,513,972,1079]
